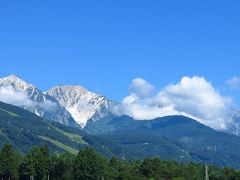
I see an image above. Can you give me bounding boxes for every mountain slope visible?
[0,75,79,128]
[0,100,119,156]
[2,98,240,168]
[85,115,240,168]
[0,101,202,162]
[47,85,115,127]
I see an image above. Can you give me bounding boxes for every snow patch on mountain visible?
[0,75,78,127]
[47,85,114,127]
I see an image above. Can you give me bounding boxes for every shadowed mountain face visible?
[1,99,240,168]
[0,100,124,156]
[84,115,240,168]
[0,100,197,161]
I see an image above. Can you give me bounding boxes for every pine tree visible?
[0,144,20,180]
[73,147,106,180]
[19,145,51,180]
[18,153,35,180]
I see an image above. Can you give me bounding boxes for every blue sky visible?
[1,0,240,102]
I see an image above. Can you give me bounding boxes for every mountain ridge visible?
[0,100,201,162]
[47,85,114,127]
[84,114,240,168]
[1,74,240,138]
[0,75,114,128]
[1,94,240,168]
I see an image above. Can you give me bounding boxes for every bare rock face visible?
[0,75,79,128]
[47,85,115,127]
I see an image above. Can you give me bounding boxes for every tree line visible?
[0,144,240,180]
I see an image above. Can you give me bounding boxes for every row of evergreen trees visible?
[0,144,240,180]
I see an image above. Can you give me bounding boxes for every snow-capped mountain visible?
[47,85,115,127]
[0,75,79,127]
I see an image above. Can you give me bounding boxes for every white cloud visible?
[0,86,33,107]
[115,76,232,130]
[0,86,57,112]
[130,78,154,98]
[227,76,240,89]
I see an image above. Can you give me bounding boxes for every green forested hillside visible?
[1,144,240,180]
[2,100,240,170]
[85,115,240,168]
[0,101,196,161]
[0,101,127,157]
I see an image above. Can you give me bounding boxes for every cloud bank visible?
[0,86,33,107]
[0,86,57,112]
[115,76,232,130]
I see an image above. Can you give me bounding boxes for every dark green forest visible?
[1,144,240,180]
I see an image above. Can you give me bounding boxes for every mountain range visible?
[0,75,113,128]
[0,100,128,157]
[1,75,240,168]
[1,100,240,168]
[85,115,240,168]
[0,75,239,135]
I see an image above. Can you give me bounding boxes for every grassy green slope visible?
[0,101,195,162]
[0,101,126,157]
